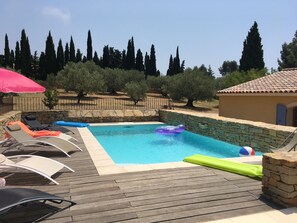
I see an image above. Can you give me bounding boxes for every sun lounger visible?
[270,129,297,152]
[8,120,77,142]
[3,124,82,157]
[0,188,76,222]
[0,154,74,185]
[24,114,75,134]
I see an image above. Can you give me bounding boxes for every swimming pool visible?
[88,123,259,165]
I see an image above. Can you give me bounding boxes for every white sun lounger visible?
[3,125,82,157]
[0,154,74,185]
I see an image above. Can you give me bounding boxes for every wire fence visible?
[12,95,171,112]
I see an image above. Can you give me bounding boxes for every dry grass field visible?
[4,90,219,113]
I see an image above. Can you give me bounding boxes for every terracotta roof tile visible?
[217,68,297,94]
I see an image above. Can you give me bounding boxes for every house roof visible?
[217,68,297,95]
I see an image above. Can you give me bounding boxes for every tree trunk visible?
[186,99,194,107]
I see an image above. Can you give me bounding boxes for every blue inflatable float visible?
[53,121,89,128]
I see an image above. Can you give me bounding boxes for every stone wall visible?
[21,109,159,124]
[159,110,295,152]
[0,109,159,139]
[262,152,297,207]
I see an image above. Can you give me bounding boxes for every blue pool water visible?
[88,124,260,165]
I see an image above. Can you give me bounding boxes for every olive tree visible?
[57,61,105,103]
[103,69,145,94]
[125,81,148,105]
[167,68,215,107]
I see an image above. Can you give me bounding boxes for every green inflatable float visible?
[183,154,262,179]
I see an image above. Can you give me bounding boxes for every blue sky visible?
[0,0,296,76]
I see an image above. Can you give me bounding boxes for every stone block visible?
[276,165,297,176]
[277,181,295,193]
[280,174,297,184]
[270,172,281,181]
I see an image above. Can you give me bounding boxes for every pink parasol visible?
[0,68,45,93]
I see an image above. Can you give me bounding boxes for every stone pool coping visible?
[78,121,263,175]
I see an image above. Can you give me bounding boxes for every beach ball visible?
[239,146,255,156]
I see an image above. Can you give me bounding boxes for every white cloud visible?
[42,6,71,24]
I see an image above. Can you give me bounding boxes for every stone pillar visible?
[262,152,297,207]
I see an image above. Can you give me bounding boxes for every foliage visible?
[125,81,148,105]
[215,68,267,91]
[146,76,168,92]
[167,68,215,107]
[46,73,58,89]
[102,68,123,94]
[56,61,105,103]
[278,31,297,69]
[42,89,59,110]
[219,60,238,76]
[121,70,146,86]
[239,21,265,71]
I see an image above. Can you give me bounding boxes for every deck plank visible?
[0,127,282,223]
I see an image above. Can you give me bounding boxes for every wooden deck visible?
[0,128,281,223]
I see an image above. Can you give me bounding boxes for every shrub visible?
[42,89,59,110]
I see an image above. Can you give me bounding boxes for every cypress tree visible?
[69,36,75,62]
[102,45,110,68]
[239,21,265,71]
[144,52,150,78]
[173,46,180,74]
[15,41,21,70]
[122,50,127,69]
[278,31,297,69]
[149,44,157,76]
[166,55,174,76]
[38,52,46,80]
[64,42,69,64]
[110,48,122,68]
[180,60,185,73]
[20,29,32,76]
[57,39,64,71]
[44,31,57,76]
[93,51,100,65]
[125,37,135,69]
[31,51,39,79]
[10,50,14,68]
[135,49,144,71]
[4,34,11,67]
[87,30,93,61]
[76,49,82,62]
